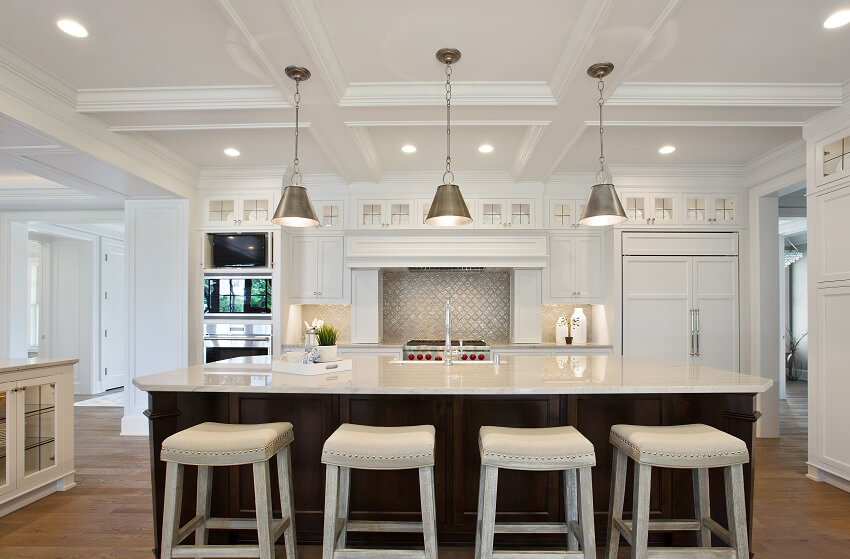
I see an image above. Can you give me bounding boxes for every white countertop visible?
[0,358,79,374]
[133,355,773,395]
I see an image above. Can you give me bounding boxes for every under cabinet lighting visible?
[824,10,850,28]
[658,145,676,154]
[402,144,417,154]
[57,19,89,38]
[224,148,240,157]
[478,144,494,153]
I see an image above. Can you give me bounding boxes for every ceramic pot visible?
[565,336,573,345]
[316,345,338,362]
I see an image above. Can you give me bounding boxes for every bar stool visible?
[475,426,597,559]
[159,422,297,559]
[321,423,437,559]
[605,423,750,559]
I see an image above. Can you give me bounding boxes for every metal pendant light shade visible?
[271,65,319,227]
[426,48,472,227]
[425,183,472,226]
[579,62,627,227]
[272,185,319,227]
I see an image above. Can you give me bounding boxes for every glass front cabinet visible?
[548,199,588,229]
[204,193,276,228]
[682,194,739,225]
[356,200,415,229]
[621,192,679,225]
[477,199,536,229]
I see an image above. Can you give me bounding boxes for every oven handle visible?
[203,336,272,342]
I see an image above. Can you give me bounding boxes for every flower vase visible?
[316,345,338,363]
[570,308,587,345]
[555,316,569,345]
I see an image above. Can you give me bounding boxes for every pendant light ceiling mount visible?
[271,65,319,227]
[586,62,613,80]
[436,48,461,65]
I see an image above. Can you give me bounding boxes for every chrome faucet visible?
[444,295,453,366]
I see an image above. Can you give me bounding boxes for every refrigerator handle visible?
[695,308,700,356]
[689,309,695,356]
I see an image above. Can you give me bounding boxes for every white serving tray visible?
[272,358,353,376]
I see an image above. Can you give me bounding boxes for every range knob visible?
[435,356,442,361]
[461,353,468,360]
[425,353,432,360]
[469,354,477,360]
[407,354,415,360]
[479,354,486,361]
[417,354,423,360]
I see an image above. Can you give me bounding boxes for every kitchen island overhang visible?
[135,355,772,556]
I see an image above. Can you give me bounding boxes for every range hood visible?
[408,267,484,272]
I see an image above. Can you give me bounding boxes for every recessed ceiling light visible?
[401,144,417,154]
[658,145,676,155]
[824,9,850,28]
[478,144,494,153]
[57,19,89,38]
[223,147,240,157]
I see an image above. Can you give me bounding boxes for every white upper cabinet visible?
[546,234,603,301]
[314,200,345,229]
[477,198,536,229]
[682,194,740,225]
[816,132,850,187]
[620,192,679,226]
[356,199,415,229]
[291,236,345,302]
[204,193,275,228]
[547,199,589,230]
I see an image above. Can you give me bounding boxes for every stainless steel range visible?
[402,340,491,362]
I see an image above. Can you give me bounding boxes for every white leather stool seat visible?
[610,423,748,468]
[160,422,294,466]
[479,426,596,470]
[321,423,435,470]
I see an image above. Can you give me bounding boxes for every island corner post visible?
[144,390,760,556]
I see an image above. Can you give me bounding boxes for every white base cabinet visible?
[0,360,76,517]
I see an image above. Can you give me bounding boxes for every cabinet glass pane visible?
[686,197,706,221]
[361,204,382,226]
[714,197,736,222]
[321,205,341,227]
[510,203,531,225]
[823,137,848,177]
[23,383,55,476]
[208,200,235,223]
[654,197,674,221]
[553,204,571,226]
[625,197,645,220]
[0,391,6,485]
[390,203,410,225]
[482,203,503,225]
[242,199,270,223]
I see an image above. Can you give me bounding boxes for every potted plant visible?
[315,323,340,362]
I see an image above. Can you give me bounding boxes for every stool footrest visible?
[703,517,732,546]
[171,545,261,558]
[335,550,426,559]
[492,552,588,558]
[646,549,736,558]
[494,522,569,534]
[345,520,424,533]
[175,514,205,545]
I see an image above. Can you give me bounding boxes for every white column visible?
[122,200,189,436]
[0,218,29,358]
[753,197,780,438]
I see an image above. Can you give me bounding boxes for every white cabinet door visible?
[314,201,344,229]
[549,200,576,229]
[622,193,649,223]
[204,196,239,227]
[649,194,679,225]
[292,236,319,298]
[548,236,575,298]
[0,382,16,497]
[357,200,386,229]
[506,199,535,228]
[478,199,506,228]
[623,256,692,362]
[239,194,274,226]
[318,237,344,299]
[17,376,59,489]
[683,194,711,225]
[386,200,414,228]
[692,257,738,370]
[574,236,602,299]
[711,195,738,224]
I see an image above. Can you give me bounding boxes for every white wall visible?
[122,200,188,436]
[0,218,29,358]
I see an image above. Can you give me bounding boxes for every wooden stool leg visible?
[419,466,438,559]
[195,465,212,547]
[479,466,499,559]
[336,466,350,550]
[322,465,340,559]
[276,446,298,559]
[578,467,596,558]
[254,460,276,559]
[631,463,651,559]
[725,464,750,559]
[474,464,486,559]
[161,462,184,559]
[693,467,711,547]
[564,468,579,551]
[605,448,627,559]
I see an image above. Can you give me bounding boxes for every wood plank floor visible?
[1,382,847,558]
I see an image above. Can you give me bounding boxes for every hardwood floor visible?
[0,382,847,558]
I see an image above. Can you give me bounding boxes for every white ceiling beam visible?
[109,122,310,132]
[346,127,383,182]
[607,82,844,107]
[345,120,551,127]
[581,120,805,127]
[340,82,556,107]
[510,125,548,180]
[76,85,290,112]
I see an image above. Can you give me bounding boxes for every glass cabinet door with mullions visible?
[23,382,55,478]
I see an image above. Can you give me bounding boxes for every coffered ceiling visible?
[0,0,849,201]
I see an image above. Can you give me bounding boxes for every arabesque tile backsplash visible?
[300,304,352,344]
[382,270,510,344]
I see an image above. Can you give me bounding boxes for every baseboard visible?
[807,463,850,493]
[0,477,70,517]
[120,412,149,437]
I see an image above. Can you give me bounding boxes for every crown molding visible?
[344,120,552,127]
[347,126,383,182]
[511,124,548,180]
[340,81,557,107]
[0,187,90,200]
[76,85,290,112]
[802,96,850,140]
[109,122,307,132]
[200,165,288,180]
[280,0,348,104]
[376,170,525,184]
[744,138,806,187]
[582,120,805,128]
[608,82,844,107]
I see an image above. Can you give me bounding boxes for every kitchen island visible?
[135,355,772,555]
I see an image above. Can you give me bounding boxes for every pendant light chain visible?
[443,63,454,185]
[596,76,610,184]
[291,78,302,186]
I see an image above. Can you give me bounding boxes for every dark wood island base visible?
[144,391,760,556]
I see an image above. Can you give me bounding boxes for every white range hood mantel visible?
[344,231,547,268]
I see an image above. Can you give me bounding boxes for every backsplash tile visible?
[300,304,352,344]
[382,270,510,344]
[541,304,593,343]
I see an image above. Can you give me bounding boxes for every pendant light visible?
[578,63,627,227]
[425,48,472,227]
[272,66,319,227]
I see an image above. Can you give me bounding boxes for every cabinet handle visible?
[694,309,700,356]
[652,218,656,224]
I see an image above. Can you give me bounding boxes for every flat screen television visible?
[210,233,267,267]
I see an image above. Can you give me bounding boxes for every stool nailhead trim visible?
[163,430,293,458]
[610,431,748,459]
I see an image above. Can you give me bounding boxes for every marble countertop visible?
[133,355,773,395]
[0,358,79,374]
[283,343,613,350]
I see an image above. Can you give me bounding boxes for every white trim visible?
[344,120,551,127]
[76,85,290,112]
[744,140,807,187]
[583,120,806,128]
[109,122,308,132]
[511,125,548,179]
[347,127,383,182]
[340,81,557,107]
[807,463,850,492]
[608,82,844,107]
[120,412,149,437]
